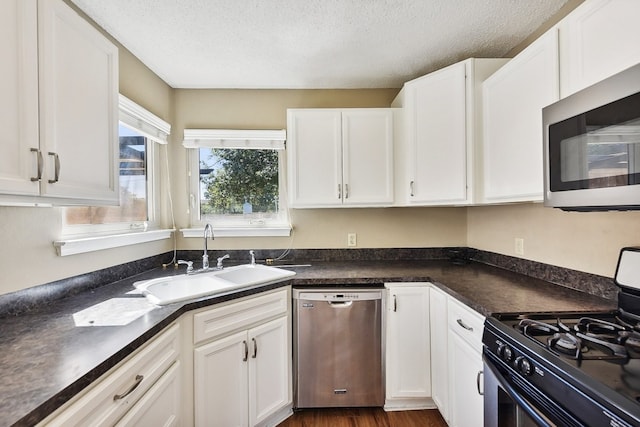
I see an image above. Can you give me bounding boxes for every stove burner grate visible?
[516,317,633,361]
[517,318,559,336]
[548,332,585,359]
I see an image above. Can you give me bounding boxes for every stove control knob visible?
[497,344,514,362]
[515,356,533,376]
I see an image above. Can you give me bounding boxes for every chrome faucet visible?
[249,250,256,266]
[203,223,214,269]
[177,259,194,274]
[217,254,230,269]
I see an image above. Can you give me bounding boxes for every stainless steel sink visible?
[134,264,295,305]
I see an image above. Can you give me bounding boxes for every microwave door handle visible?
[483,356,553,427]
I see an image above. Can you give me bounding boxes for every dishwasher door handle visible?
[328,301,353,308]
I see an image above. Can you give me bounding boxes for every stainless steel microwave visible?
[543,62,640,211]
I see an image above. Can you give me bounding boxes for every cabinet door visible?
[194,331,249,427]
[429,287,449,421]
[560,0,640,97]
[386,286,431,399]
[482,29,559,203]
[38,0,119,204]
[287,109,342,207]
[0,0,40,196]
[115,362,181,427]
[248,316,290,426]
[342,110,394,206]
[408,61,467,204]
[448,332,484,427]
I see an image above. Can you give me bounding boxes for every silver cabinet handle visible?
[252,337,257,359]
[344,183,349,199]
[30,148,43,182]
[476,370,484,395]
[393,294,397,312]
[410,180,415,197]
[242,340,248,361]
[456,318,473,331]
[338,184,342,199]
[48,152,60,184]
[113,374,143,401]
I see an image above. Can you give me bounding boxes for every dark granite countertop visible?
[287,260,617,316]
[0,259,616,426]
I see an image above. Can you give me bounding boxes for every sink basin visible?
[214,264,296,285]
[134,264,295,305]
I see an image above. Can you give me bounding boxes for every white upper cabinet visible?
[38,0,119,204]
[393,58,507,206]
[481,29,560,203]
[0,0,39,197]
[287,108,394,208]
[559,0,640,98]
[0,0,119,206]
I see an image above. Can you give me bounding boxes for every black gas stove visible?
[483,248,640,427]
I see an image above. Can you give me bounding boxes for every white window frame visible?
[182,129,291,238]
[54,95,173,255]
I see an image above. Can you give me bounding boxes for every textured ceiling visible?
[70,0,569,89]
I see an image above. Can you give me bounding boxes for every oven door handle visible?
[483,357,553,427]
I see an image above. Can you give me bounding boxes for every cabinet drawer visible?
[43,323,180,427]
[114,361,181,427]
[194,288,288,345]
[447,298,484,352]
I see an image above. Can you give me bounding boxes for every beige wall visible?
[170,89,467,252]
[288,207,466,250]
[467,203,640,278]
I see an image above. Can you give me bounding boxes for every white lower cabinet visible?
[39,323,181,427]
[195,330,249,427]
[447,297,485,427]
[429,286,449,423]
[39,288,292,427]
[384,283,432,410]
[384,283,485,425]
[193,288,292,427]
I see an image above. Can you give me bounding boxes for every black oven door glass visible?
[484,358,557,427]
[497,388,544,427]
[548,91,640,192]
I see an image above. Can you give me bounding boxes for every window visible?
[184,129,290,237]
[64,125,152,232]
[59,95,171,250]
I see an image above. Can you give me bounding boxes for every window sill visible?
[181,226,291,238]
[53,229,174,256]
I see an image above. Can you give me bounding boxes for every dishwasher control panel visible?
[293,288,382,302]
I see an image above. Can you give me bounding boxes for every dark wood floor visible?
[277,407,448,427]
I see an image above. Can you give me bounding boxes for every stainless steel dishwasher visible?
[293,288,383,408]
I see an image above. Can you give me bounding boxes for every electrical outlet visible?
[347,233,357,247]
[514,238,524,256]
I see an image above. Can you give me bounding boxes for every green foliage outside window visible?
[200,148,279,215]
